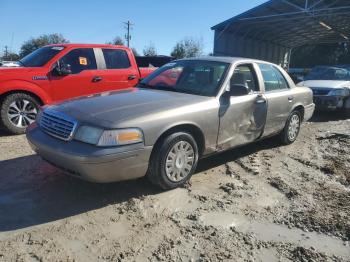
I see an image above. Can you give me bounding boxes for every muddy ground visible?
[0,112,349,262]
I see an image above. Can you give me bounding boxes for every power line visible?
[123,20,134,47]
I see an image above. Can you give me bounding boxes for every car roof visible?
[313,65,349,70]
[46,43,130,50]
[178,56,277,65]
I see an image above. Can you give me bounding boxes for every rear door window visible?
[59,48,97,74]
[102,49,131,69]
[258,64,289,92]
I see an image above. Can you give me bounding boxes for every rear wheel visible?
[0,93,40,134]
[147,132,199,190]
[280,110,301,145]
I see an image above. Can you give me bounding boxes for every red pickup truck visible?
[0,44,155,134]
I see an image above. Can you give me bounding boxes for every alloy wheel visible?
[7,99,38,128]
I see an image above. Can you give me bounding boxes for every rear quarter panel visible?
[278,66,314,120]
[291,86,314,121]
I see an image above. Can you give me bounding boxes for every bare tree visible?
[131,47,139,56]
[143,43,157,56]
[107,36,125,46]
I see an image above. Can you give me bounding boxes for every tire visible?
[280,110,302,145]
[147,132,199,190]
[342,98,350,118]
[0,93,40,135]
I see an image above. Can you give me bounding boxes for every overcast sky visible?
[0,0,266,56]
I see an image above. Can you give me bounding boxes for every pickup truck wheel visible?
[0,93,40,135]
[280,111,301,145]
[147,132,199,190]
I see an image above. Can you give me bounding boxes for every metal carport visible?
[212,0,350,68]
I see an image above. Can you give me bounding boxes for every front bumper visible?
[313,95,347,111]
[26,125,153,183]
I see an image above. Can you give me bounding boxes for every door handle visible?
[92,76,103,82]
[255,98,267,104]
[128,75,137,80]
[255,95,266,104]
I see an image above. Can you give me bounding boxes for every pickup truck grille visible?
[40,110,77,141]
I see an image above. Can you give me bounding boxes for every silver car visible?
[26,57,315,189]
[297,65,350,111]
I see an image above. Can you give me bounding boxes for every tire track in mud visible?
[1,120,350,261]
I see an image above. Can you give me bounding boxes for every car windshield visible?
[19,46,65,67]
[138,60,229,96]
[304,66,350,81]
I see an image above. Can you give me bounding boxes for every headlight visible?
[75,126,143,146]
[328,88,349,96]
[75,126,104,145]
[98,128,143,146]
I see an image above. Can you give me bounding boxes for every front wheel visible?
[147,132,199,190]
[0,93,40,134]
[280,111,301,145]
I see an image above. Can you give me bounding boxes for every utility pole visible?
[4,46,8,60]
[123,20,134,47]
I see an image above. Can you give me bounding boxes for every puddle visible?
[200,212,350,258]
[144,188,199,213]
[255,248,280,262]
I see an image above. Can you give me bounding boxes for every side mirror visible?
[52,62,72,76]
[229,84,249,96]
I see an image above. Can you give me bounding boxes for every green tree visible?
[171,37,203,59]
[143,43,157,56]
[2,52,20,61]
[171,42,186,59]
[19,33,69,57]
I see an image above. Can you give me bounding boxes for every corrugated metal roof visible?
[212,0,350,48]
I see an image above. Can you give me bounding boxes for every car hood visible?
[0,66,45,76]
[50,88,211,127]
[298,80,350,89]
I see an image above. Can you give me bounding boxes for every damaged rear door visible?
[257,63,294,137]
[217,63,267,151]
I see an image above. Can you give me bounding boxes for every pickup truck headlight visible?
[328,88,349,96]
[75,126,143,146]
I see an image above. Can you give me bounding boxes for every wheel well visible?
[293,105,305,121]
[0,90,44,105]
[152,124,206,157]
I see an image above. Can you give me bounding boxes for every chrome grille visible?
[40,110,77,141]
